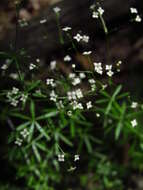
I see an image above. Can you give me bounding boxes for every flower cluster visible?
[7,87,28,106]
[50,90,57,102]
[29,63,36,70]
[18,18,28,27]
[92,6,104,19]
[73,33,90,43]
[93,62,103,75]
[105,64,114,77]
[46,78,56,87]
[130,7,142,22]
[57,154,80,162]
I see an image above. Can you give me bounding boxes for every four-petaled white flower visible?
[107,70,114,77]
[58,154,65,162]
[131,119,138,127]
[53,7,61,13]
[98,7,104,15]
[86,101,92,109]
[92,11,99,18]
[50,60,57,70]
[50,90,57,102]
[15,138,23,146]
[130,7,138,14]
[73,33,83,42]
[131,102,138,108]
[82,35,90,43]
[74,155,80,161]
[79,73,86,79]
[105,65,112,70]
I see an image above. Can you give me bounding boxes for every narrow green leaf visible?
[105,85,122,115]
[32,143,41,162]
[84,136,92,153]
[30,100,35,120]
[16,121,30,131]
[59,134,73,147]
[35,122,50,141]
[115,102,126,140]
[28,122,35,142]
[36,110,59,120]
[10,112,30,120]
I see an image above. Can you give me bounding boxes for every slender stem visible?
[99,14,108,35]
[56,14,64,45]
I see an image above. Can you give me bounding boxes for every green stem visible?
[56,14,64,45]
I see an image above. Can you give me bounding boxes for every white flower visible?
[50,60,57,70]
[10,99,19,107]
[135,15,142,22]
[58,154,65,162]
[83,51,92,55]
[86,101,92,109]
[64,55,71,62]
[50,90,57,102]
[88,79,96,84]
[116,60,122,67]
[1,64,8,70]
[82,35,89,43]
[40,19,47,24]
[79,73,86,79]
[18,18,28,27]
[9,73,18,79]
[72,77,81,86]
[90,4,96,10]
[102,84,107,90]
[69,73,76,79]
[62,27,72,32]
[92,11,99,18]
[105,65,112,70]
[71,101,83,110]
[98,7,104,15]
[107,70,114,77]
[46,79,56,87]
[29,63,36,70]
[67,89,83,101]
[36,58,40,63]
[15,138,23,146]
[20,94,28,103]
[131,119,138,127]
[74,155,80,161]
[72,64,76,69]
[12,87,19,94]
[131,102,138,108]
[96,113,100,117]
[93,62,103,75]
[76,89,83,99]
[56,100,64,109]
[67,91,77,101]
[73,33,83,42]
[20,128,29,139]
[130,7,138,14]
[53,7,61,13]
